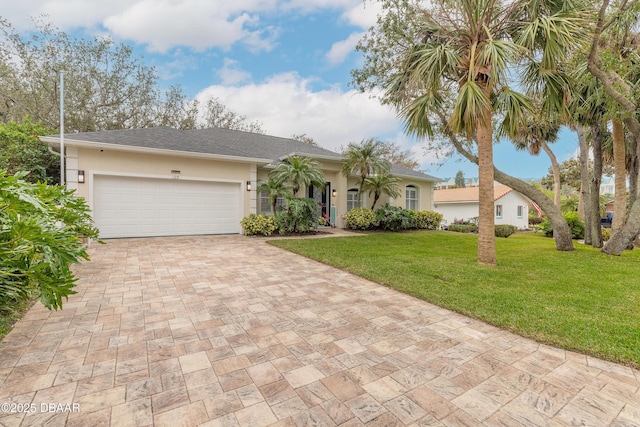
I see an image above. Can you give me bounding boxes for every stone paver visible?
[0,235,639,426]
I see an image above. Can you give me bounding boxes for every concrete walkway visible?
[0,235,638,426]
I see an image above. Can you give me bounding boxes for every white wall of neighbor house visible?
[495,191,530,229]
[434,192,530,229]
[74,147,255,217]
[434,202,479,226]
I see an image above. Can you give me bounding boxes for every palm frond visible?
[450,80,492,136]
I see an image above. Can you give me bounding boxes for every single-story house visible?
[41,127,440,238]
[433,184,530,229]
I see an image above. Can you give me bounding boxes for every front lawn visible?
[269,231,640,368]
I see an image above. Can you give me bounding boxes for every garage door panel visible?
[94,176,241,238]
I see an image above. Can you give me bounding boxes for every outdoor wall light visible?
[246,181,252,191]
[78,170,85,184]
[332,189,337,198]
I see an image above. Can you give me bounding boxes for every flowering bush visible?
[240,214,278,236]
[414,210,443,230]
[344,207,376,230]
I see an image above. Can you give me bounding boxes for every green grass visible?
[269,231,640,368]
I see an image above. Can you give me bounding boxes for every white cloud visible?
[4,0,367,53]
[195,72,401,152]
[326,32,364,65]
[217,58,252,85]
[340,1,381,29]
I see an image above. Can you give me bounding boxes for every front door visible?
[308,182,330,222]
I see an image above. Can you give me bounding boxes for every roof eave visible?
[40,137,274,165]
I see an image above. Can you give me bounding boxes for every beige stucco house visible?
[41,127,440,238]
[434,184,531,230]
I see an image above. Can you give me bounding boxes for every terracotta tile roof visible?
[434,184,513,203]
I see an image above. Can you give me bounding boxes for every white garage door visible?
[93,175,242,238]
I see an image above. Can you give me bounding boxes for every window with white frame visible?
[405,185,419,210]
[347,189,361,211]
[517,205,524,218]
[495,204,503,218]
[259,191,285,215]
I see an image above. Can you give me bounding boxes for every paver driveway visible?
[0,235,639,426]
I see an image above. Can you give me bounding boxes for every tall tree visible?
[270,155,325,197]
[379,141,420,170]
[0,119,58,184]
[0,19,160,132]
[586,0,640,254]
[201,98,265,134]
[354,0,587,264]
[0,19,266,134]
[454,170,466,188]
[341,138,391,198]
[291,133,319,147]
[611,118,627,232]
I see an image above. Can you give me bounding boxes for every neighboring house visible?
[600,176,615,195]
[433,184,530,229]
[434,177,479,190]
[41,127,439,238]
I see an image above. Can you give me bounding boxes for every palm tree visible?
[379,0,585,265]
[257,178,292,215]
[269,155,325,197]
[363,172,401,210]
[342,138,391,198]
[509,110,562,208]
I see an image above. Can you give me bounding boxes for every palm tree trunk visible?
[577,126,592,244]
[626,120,639,204]
[371,193,380,210]
[436,111,573,251]
[612,119,627,232]
[540,141,561,208]
[477,101,496,266]
[590,122,604,248]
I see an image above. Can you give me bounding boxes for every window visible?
[405,185,419,210]
[347,189,361,211]
[517,205,524,219]
[495,204,503,219]
[259,191,285,215]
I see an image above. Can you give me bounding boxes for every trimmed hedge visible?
[344,207,377,230]
[240,214,278,236]
[449,224,478,233]
[414,210,443,230]
[495,224,517,238]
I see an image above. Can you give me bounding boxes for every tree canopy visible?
[0,19,265,134]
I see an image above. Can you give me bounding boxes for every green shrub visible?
[344,207,376,230]
[564,211,585,239]
[528,215,544,225]
[240,214,278,236]
[601,227,611,241]
[495,224,517,238]
[535,212,585,239]
[448,223,478,233]
[375,205,416,231]
[0,171,100,311]
[414,210,443,230]
[277,197,318,234]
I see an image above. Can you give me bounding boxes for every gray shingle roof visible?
[52,126,439,181]
[185,128,342,163]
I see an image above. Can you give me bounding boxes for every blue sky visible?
[2,0,579,180]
